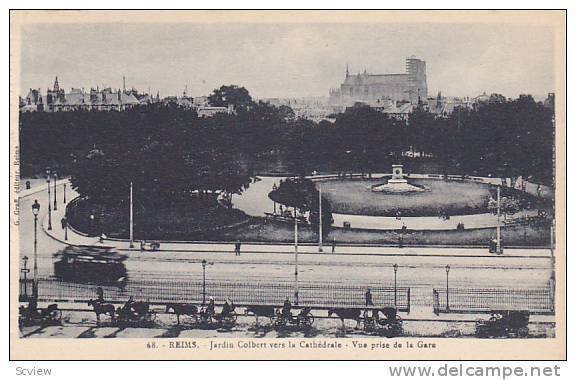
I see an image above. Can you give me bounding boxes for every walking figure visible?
[96,287,105,303]
[235,239,241,256]
[365,288,374,307]
[331,238,336,253]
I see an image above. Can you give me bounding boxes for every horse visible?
[165,303,198,325]
[328,307,362,329]
[245,305,276,325]
[87,299,116,323]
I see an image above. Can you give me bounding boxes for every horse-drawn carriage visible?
[165,301,238,328]
[19,301,62,327]
[88,298,157,327]
[328,306,403,337]
[198,304,238,327]
[273,307,315,330]
[475,310,530,338]
[362,307,403,337]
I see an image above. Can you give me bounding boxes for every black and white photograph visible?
[9,10,566,360]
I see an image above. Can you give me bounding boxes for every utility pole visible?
[294,207,299,305]
[393,264,398,307]
[53,173,58,211]
[496,185,501,254]
[550,219,556,311]
[445,265,450,311]
[47,175,52,231]
[129,182,134,248]
[32,200,40,299]
[318,184,323,252]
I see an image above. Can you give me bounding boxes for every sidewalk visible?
[19,178,70,199]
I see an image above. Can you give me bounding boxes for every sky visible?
[18,22,555,99]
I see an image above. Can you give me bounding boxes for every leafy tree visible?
[269,177,334,237]
[208,85,253,110]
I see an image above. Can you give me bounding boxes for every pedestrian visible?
[60,216,67,230]
[235,239,241,256]
[96,287,105,303]
[365,288,374,307]
[331,238,336,253]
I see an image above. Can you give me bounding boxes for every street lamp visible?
[53,172,58,211]
[31,200,40,299]
[294,207,299,305]
[201,259,213,305]
[20,256,30,301]
[393,264,398,307]
[318,184,323,253]
[90,214,95,235]
[445,265,450,311]
[46,173,52,231]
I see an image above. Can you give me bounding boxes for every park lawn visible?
[66,197,551,246]
[217,218,551,247]
[319,178,493,217]
[66,197,249,241]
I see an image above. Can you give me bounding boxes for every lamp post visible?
[445,265,450,311]
[53,172,58,211]
[32,200,40,299]
[393,264,398,307]
[20,256,30,301]
[129,182,134,248]
[46,173,52,231]
[90,214,95,235]
[318,184,323,253]
[496,185,502,254]
[294,206,299,305]
[201,259,213,305]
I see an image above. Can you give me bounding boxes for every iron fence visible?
[432,287,554,315]
[21,277,410,312]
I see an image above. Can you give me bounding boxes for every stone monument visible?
[371,164,426,193]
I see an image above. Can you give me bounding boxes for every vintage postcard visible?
[9,10,566,360]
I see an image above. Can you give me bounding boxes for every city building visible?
[261,97,335,123]
[20,77,150,112]
[329,56,428,107]
[163,88,234,117]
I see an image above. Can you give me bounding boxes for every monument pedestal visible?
[371,164,425,193]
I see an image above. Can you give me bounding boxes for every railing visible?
[20,277,411,312]
[432,287,554,315]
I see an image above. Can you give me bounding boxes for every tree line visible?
[18,85,555,209]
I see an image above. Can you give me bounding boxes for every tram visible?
[54,246,127,285]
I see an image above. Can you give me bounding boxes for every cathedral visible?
[329,57,428,107]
